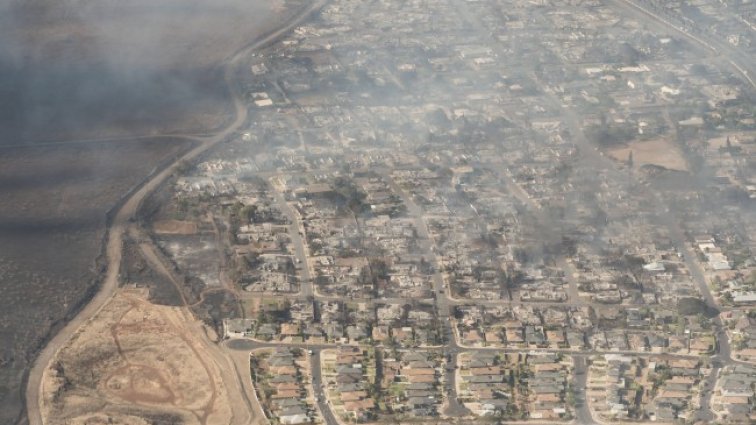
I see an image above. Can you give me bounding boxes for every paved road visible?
[225,339,342,425]
[310,349,341,425]
[657,206,729,422]
[228,335,704,359]
[270,185,314,298]
[572,357,596,425]
[534,65,729,423]
[609,0,756,90]
[129,228,261,424]
[382,172,471,418]
[24,2,328,424]
[250,290,586,310]
[444,0,736,419]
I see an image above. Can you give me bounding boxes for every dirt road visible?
[25,2,327,424]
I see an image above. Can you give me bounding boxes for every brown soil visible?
[0,0,310,421]
[153,220,200,235]
[42,289,233,425]
[606,138,689,172]
[0,138,189,425]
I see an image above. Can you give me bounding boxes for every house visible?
[733,291,756,304]
[372,325,389,342]
[720,378,753,397]
[224,318,255,338]
[484,330,503,345]
[476,399,508,416]
[463,329,484,346]
[343,399,376,420]
[546,329,566,347]
[256,323,277,339]
[279,406,310,424]
[346,324,368,341]
[525,326,547,347]
[566,331,585,349]
[667,359,699,376]
[280,323,301,337]
[505,327,525,345]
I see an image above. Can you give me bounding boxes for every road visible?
[130,226,262,424]
[381,171,471,418]
[310,349,341,425]
[535,78,729,421]
[609,0,756,90]
[24,2,327,424]
[224,347,273,425]
[627,15,756,410]
[572,357,596,425]
[558,258,586,307]
[655,203,730,422]
[225,340,343,425]
[532,60,730,424]
[270,185,314,298]
[443,0,736,419]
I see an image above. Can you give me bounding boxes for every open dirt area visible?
[606,138,689,172]
[0,0,299,144]
[153,220,200,236]
[41,289,233,425]
[0,138,188,425]
[0,0,313,422]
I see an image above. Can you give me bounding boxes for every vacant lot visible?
[0,138,188,425]
[153,220,200,236]
[0,0,298,144]
[41,289,233,425]
[606,138,689,172]
[0,0,309,422]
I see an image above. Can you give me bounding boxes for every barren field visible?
[153,220,200,236]
[0,0,311,423]
[0,0,298,144]
[41,289,233,425]
[606,138,689,172]
[0,138,188,425]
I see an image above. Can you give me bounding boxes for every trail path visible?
[25,2,327,424]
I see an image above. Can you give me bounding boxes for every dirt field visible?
[0,138,188,425]
[0,0,314,422]
[606,138,689,172]
[706,132,754,151]
[0,0,299,144]
[153,220,200,235]
[41,289,233,425]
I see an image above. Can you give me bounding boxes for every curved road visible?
[24,2,326,424]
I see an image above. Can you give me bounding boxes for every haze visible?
[0,1,754,425]
[0,0,284,143]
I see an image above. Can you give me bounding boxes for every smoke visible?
[0,0,279,144]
